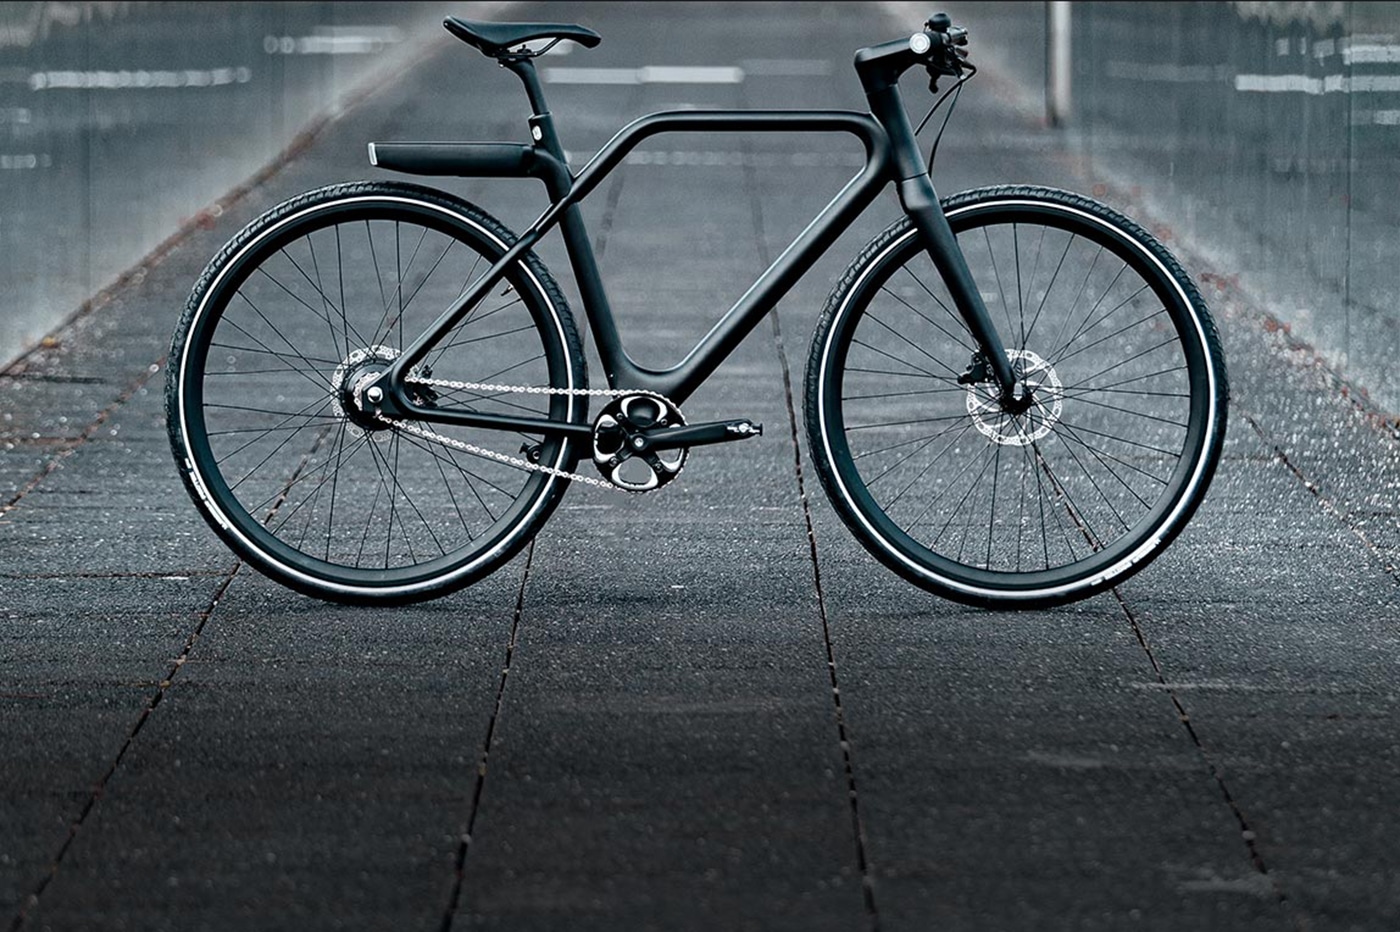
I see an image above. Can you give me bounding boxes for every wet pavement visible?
[3,2,1399,930]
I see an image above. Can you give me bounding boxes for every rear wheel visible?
[805,185,1227,607]
[167,181,587,604]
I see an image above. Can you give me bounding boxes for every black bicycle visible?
[166,13,1227,608]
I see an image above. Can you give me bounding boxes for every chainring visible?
[591,394,687,492]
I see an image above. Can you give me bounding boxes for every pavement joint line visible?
[0,359,163,521]
[1240,406,1400,584]
[439,538,534,932]
[1110,587,1307,931]
[3,558,241,932]
[0,570,227,580]
[740,132,880,929]
[7,414,332,929]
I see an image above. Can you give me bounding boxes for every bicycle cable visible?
[914,60,977,174]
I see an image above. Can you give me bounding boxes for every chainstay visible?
[377,378,679,492]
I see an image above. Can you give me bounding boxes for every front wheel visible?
[167,181,588,604]
[805,185,1227,608]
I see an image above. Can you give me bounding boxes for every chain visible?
[373,377,678,492]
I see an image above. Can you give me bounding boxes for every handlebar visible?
[852,11,970,92]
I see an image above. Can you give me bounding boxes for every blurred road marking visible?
[1345,43,1400,64]
[1235,73,1400,94]
[1352,109,1400,125]
[30,67,251,90]
[1105,62,1228,82]
[738,58,832,76]
[263,27,403,56]
[544,66,744,84]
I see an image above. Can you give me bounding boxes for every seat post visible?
[499,57,568,168]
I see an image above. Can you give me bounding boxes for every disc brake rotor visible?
[965,349,1064,446]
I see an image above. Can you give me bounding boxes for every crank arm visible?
[638,419,762,451]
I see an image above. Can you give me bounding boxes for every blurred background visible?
[0,1,445,365]
[3,1,1399,411]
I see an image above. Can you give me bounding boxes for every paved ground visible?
[3,2,1399,930]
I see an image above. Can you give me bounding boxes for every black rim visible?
[179,195,576,590]
[822,201,1214,595]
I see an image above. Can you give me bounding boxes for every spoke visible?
[1032,437,1103,554]
[1018,224,1046,352]
[208,341,341,367]
[1047,252,1119,360]
[845,365,956,380]
[399,237,459,318]
[843,384,966,402]
[1013,223,1026,350]
[1059,364,1188,394]
[1053,419,1170,486]
[336,224,349,358]
[863,312,966,379]
[1053,415,1183,459]
[229,292,334,394]
[901,264,973,338]
[1058,385,1190,401]
[252,262,346,340]
[353,446,387,569]
[865,432,945,488]
[1061,392,1188,429]
[1061,337,1181,390]
[204,402,335,419]
[981,226,1017,350]
[427,436,476,542]
[1053,306,1167,367]
[900,420,984,530]
[243,432,367,518]
[429,251,485,370]
[928,436,1001,552]
[228,401,334,493]
[1054,421,1154,510]
[884,420,981,513]
[846,412,970,432]
[213,394,333,465]
[432,388,548,418]
[848,340,952,383]
[1020,440,1070,569]
[305,233,344,361]
[878,283,974,354]
[394,430,518,505]
[852,421,970,460]
[1023,231,1074,349]
[1050,278,1150,365]
[1015,442,1028,573]
[378,432,447,558]
[365,219,388,323]
[985,442,1002,569]
[1051,419,1133,533]
[426,318,535,354]
[325,420,349,561]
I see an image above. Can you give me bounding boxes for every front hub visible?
[965,348,1064,446]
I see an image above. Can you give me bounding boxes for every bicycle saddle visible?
[443,16,601,55]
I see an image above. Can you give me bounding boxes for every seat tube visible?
[868,84,1016,394]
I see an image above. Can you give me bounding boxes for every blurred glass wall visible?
[0,1,441,366]
[1074,3,1400,406]
[968,1,1400,411]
